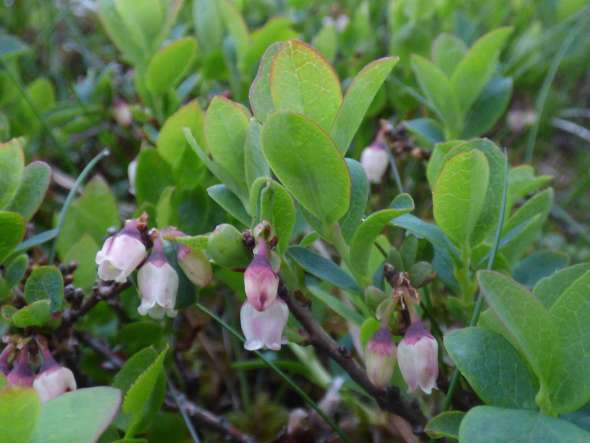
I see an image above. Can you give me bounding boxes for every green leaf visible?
[244,120,269,189]
[307,284,364,325]
[205,96,250,191]
[193,0,224,53]
[207,184,251,227]
[114,0,164,57]
[261,112,350,226]
[0,33,30,60]
[339,159,369,242]
[24,266,64,311]
[450,27,512,114]
[0,387,40,443]
[30,387,121,443]
[425,411,464,440]
[218,0,250,61]
[459,406,590,443]
[288,246,360,293]
[11,300,52,328]
[157,100,206,186]
[146,37,197,95]
[135,149,174,206]
[270,40,342,131]
[359,317,381,348]
[462,77,513,138]
[4,254,28,288]
[249,42,285,123]
[501,188,553,262]
[433,150,489,246]
[56,176,120,259]
[549,269,590,413]
[533,263,590,308]
[64,235,99,292]
[330,56,398,153]
[411,55,461,136]
[113,347,159,394]
[0,138,24,209]
[7,161,51,221]
[123,347,168,437]
[349,194,414,280]
[513,250,568,289]
[404,118,444,147]
[507,165,552,209]
[478,270,556,412]
[249,178,295,254]
[0,210,25,263]
[432,33,467,76]
[444,327,538,409]
[240,17,297,77]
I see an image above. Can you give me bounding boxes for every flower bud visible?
[397,321,438,394]
[361,144,389,183]
[33,343,76,403]
[244,240,278,311]
[240,298,289,351]
[206,224,250,269]
[177,246,212,287]
[7,347,34,387]
[137,238,179,319]
[96,219,147,283]
[365,328,396,389]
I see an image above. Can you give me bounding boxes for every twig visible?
[78,331,256,443]
[60,280,130,331]
[278,285,425,431]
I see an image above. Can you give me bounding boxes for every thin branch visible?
[78,331,256,443]
[278,285,425,431]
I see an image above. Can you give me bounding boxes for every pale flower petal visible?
[240,299,289,351]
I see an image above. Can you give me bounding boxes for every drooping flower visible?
[240,298,289,351]
[397,321,438,394]
[113,98,132,127]
[177,245,212,287]
[33,341,77,403]
[137,238,179,319]
[360,143,389,184]
[7,346,34,387]
[96,219,147,283]
[365,327,396,389]
[244,240,279,311]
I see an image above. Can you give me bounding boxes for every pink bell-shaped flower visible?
[33,341,77,403]
[360,143,389,183]
[96,219,147,283]
[365,327,396,389]
[177,245,213,287]
[397,321,438,394]
[244,240,279,311]
[240,298,289,351]
[7,346,34,387]
[137,238,179,319]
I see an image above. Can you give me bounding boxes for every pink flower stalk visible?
[7,346,34,387]
[96,219,147,283]
[360,143,389,183]
[365,327,396,389]
[177,245,213,287]
[397,321,438,394]
[137,238,179,319]
[240,298,289,351]
[33,342,77,403]
[244,240,279,311]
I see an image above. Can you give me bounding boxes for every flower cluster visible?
[240,238,289,351]
[95,215,212,320]
[1,338,77,403]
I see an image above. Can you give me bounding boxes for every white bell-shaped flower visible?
[33,366,77,403]
[360,144,389,184]
[240,298,289,351]
[365,327,396,389]
[96,219,147,283]
[397,321,438,394]
[137,238,179,319]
